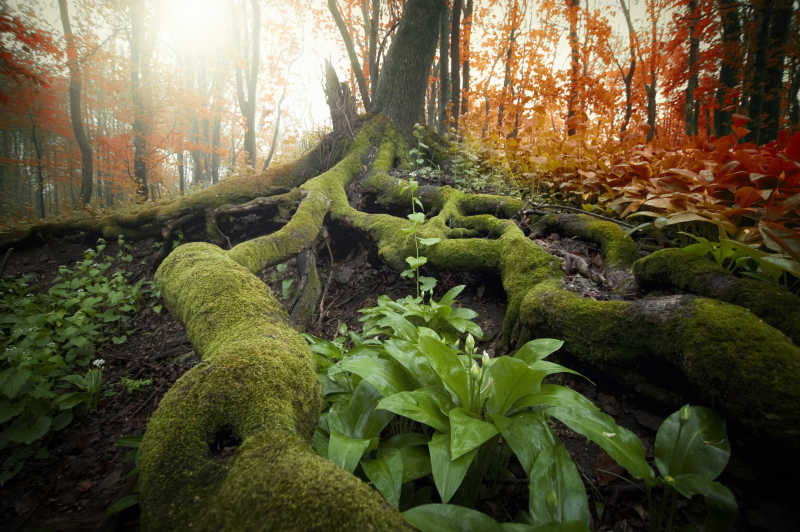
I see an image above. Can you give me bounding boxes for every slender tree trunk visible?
[427,71,437,129]
[460,0,473,118]
[789,57,800,129]
[744,1,772,143]
[235,0,260,168]
[760,0,793,143]
[58,0,93,206]
[618,0,636,134]
[29,112,45,218]
[263,91,287,171]
[449,0,463,130]
[437,3,450,134]
[368,0,380,98]
[646,0,658,142]
[328,0,371,109]
[177,150,185,195]
[566,0,580,136]
[498,0,519,132]
[714,0,741,137]
[684,0,700,136]
[130,0,151,201]
[373,0,445,137]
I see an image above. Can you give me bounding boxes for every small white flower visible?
[92,358,105,367]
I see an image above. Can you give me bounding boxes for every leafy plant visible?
[0,237,145,483]
[118,376,152,395]
[106,434,142,516]
[679,232,800,293]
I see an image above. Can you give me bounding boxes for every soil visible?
[1,204,798,531]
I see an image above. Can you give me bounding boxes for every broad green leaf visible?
[378,387,451,432]
[406,256,428,270]
[438,285,466,306]
[671,474,737,532]
[506,522,590,532]
[529,360,592,383]
[328,430,371,473]
[380,434,432,482]
[0,401,23,423]
[106,494,139,516]
[407,212,426,224]
[383,338,438,386]
[376,314,418,341]
[362,448,404,508]
[486,357,546,417]
[655,405,730,480]
[528,439,590,528]
[419,237,441,246]
[52,410,73,431]
[513,339,565,365]
[4,414,51,444]
[448,407,498,460]
[1,369,31,399]
[494,411,549,474]
[520,385,653,482]
[419,334,469,407]
[338,355,415,397]
[429,432,477,503]
[403,504,503,532]
[327,380,393,439]
[419,276,438,294]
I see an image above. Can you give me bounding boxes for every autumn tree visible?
[58,0,93,206]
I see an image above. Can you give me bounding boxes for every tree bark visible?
[129,0,152,201]
[684,0,700,137]
[234,0,260,168]
[461,0,473,118]
[617,0,636,134]
[566,0,580,136]
[498,0,520,133]
[58,0,93,207]
[437,3,450,134]
[372,0,445,138]
[714,0,741,137]
[368,0,380,98]
[449,0,463,130]
[760,0,793,143]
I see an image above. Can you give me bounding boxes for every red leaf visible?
[785,131,800,162]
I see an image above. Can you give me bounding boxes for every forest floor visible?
[1,180,798,531]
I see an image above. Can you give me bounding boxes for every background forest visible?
[1,0,798,261]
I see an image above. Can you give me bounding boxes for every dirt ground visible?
[1,215,798,531]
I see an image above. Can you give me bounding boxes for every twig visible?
[0,247,12,276]
[316,237,335,329]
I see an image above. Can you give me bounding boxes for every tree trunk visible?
[262,91,286,171]
[130,0,151,201]
[498,0,519,133]
[760,0,793,143]
[460,0,473,118]
[234,0,260,168]
[684,0,700,137]
[58,0,93,207]
[646,0,658,142]
[328,0,371,109]
[566,0,580,136]
[372,0,445,137]
[29,111,45,219]
[617,0,636,134]
[744,0,772,143]
[449,0,463,130]
[437,3,450,134]
[368,0,380,99]
[714,0,741,137]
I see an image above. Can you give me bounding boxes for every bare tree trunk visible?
[328,0,371,109]
[58,0,93,206]
[566,0,580,136]
[130,0,151,201]
[368,0,380,98]
[177,150,185,196]
[449,0,463,130]
[234,0,260,168]
[263,91,286,171]
[437,3,450,134]
[760,0,793,143]
[460,0,473,117]
[646,0,658,142]
[744,0,772,143]
[29,111,45,218]
[498,0,519,132]
[714,0,741,137]
[684,0,700,136]
[617,0,636,134]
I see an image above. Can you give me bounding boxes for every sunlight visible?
[161,0,227,53]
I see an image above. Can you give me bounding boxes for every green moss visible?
[634,248,800,344]
[578,215,639,268]
[459,194,524,219]
[143,239,407,529]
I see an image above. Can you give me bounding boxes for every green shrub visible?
[0,237,146,483]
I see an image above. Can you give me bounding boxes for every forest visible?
[0,0,799,530]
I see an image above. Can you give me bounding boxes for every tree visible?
[4,1,799,529]
[233,0,261,168]
[128,0,155,201]
[58,0,93,206]
[566,0,580,136]
[714,0,741,137]
[684,0,700,136]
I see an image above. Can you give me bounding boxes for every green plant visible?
[409,123,442,180]
[118,376,152,395]
[399,177,440,298]
[647,404,737,532]
[680,232,800,293]
[0,237,144,483]
[106,434,142,516]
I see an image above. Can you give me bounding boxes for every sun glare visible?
[162,0,227,52]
